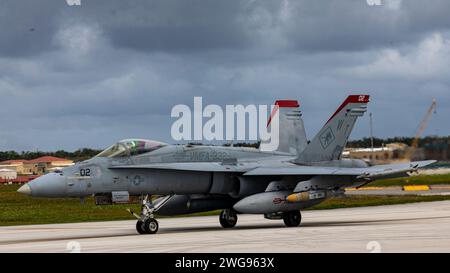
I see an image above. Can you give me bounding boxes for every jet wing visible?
[243,160,436,179]
[348,160,437,180]
[109,162,255,173]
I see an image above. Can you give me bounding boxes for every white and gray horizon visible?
[0,0,449,152]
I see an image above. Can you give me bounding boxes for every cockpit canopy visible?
[96,139,167,158]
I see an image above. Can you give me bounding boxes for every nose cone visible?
[17,184,32,196]
[23,173,67,197]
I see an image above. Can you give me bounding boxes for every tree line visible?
[1,136,448,162]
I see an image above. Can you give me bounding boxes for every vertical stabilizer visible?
[263,100,308,155]
[295,95,369,163]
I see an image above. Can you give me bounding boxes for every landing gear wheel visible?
[283,211,302,227]
[143,218,159,234]
[136,220,146,234]
[130,194,174,235]
[219,209,238,228]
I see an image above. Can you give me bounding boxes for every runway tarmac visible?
[1,200,450,253]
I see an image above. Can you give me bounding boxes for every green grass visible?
[0,184,141,226]
[2,183,450,226]
[368,174,450,187]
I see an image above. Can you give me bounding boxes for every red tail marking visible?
[275,100,299,108]
[267,100,300,127]
[326,95,370,124]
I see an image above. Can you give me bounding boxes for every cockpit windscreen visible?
[96,139,167,158]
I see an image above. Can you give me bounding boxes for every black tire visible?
[143,218,159,234]
[136,220,147,234]
[283,211,302,227]
[219,209,238,228]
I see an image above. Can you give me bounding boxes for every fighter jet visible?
[18,95,435,234]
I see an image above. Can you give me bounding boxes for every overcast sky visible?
[0,0,449,151]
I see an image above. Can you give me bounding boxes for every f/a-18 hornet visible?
[18,95,434,234]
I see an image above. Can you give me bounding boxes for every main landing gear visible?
[283,210,302,227]
[128,194,174,235]
[136,218,159,234]
[219,209,238,228]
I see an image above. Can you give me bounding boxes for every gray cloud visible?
[3,0,450,56]
[0,0,449,151]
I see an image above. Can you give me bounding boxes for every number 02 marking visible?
[80,169,91,177]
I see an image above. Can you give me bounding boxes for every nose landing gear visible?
[128,194,174,235]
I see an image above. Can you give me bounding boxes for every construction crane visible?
[406,99,437,160]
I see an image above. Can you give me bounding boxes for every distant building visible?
[0,156,74,175]
[344,139,450,163]
[26,156,74,174]
[343,143,412,164]
[0,168,17,180]
[0,160,31,174]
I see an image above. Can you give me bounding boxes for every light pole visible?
[370,112,374,152]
